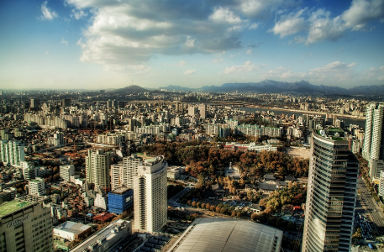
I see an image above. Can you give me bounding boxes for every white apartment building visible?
[21,161,37,180]
[28,178,46,196]
[0,140,25,167]
[133,156,168,233]
[379,171,384,197]
[111,154,141,191]
[362,103,384,180]
[85,149,111,190]
[60,165,75,182]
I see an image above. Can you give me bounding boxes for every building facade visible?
[362,103,384,180]
[0,196,53,252]
[0,140,25,167]
[302,128,359,252]
[133,156,168,233]
[60,165,75,182]
[28,178,46,196]
[111,154,141,191]
[85,149,111,191]
[108,188,133,214]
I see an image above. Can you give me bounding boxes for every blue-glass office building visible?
[108,187,133,214]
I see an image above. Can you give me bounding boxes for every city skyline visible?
[1,0,384,90]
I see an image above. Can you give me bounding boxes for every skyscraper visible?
[133,156,167,233]
[85,149,111,191]
[302,127,359,252]
[362,102,384,180]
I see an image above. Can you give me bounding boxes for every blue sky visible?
[0,0,384,90]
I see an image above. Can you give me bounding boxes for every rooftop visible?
[0,200,33,217]
[316,127,346,141]
[110,187,132,195]
[170,218,283,252]
[54,221,91,234]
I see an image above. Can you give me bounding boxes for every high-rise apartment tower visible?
[133,156,167,233]
[85,149,111,191]
[362,102,384,180]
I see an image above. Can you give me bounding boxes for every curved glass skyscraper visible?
[302,127,359,252]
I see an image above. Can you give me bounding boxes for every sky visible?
[0,0,384,90]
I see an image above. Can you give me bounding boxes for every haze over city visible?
[1,0,384,90]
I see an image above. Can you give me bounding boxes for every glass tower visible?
[302,127,359,252]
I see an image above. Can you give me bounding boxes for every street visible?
[357,177,384,235]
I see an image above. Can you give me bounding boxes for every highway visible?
[357,177,384,235]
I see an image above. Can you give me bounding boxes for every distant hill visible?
[160,80,384,95]
[109,85,148,94]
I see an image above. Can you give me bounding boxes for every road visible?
[357,177,384,235]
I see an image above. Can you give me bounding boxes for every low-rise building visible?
[53,221,91,242]
[60,165,75,182]
[71,220,132,252]
[108,187,133,214]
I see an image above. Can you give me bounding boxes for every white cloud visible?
[185,36,195,47]
[246,49,252,55]
[184,69,196,75]
[249,23,259,29]
[61,38,68,46]
[270,1,384,44]
[40,1,58,20]
[179,60,185,67]
[210,7,242,24]
[71,9,88,20]
[306,9,345,44]
[66,1,252,69]
[239,0,286,19]
[308,61,357,82]
[269,8,308,38]
[223,61,258,74]
[342,0,384,30]
[44,51,49,55]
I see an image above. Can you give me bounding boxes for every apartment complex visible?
[111,154,141,191]
[85,149,111,190]
[0,196,53,252]
[302,127,359,252]
[0,140,25,167]
[362,102,384,180]
[133,156,168,233]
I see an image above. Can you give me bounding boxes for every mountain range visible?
[159,80,384,96]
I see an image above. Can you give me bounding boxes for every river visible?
[237,107,366,128]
